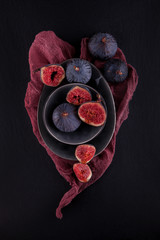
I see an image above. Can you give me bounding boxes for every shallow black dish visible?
[37,58,116,160]
[43,83,107,145]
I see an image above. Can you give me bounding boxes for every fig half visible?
[73,163,92,182]
[66,86,92,105]
[78,102,107,127]
[41,64,65,87]
[75,144,96,164]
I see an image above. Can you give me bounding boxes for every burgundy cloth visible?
[24,31,138,219]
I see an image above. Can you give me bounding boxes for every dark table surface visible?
[0,0,160,239]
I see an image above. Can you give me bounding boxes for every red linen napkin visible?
[24,31,138,219]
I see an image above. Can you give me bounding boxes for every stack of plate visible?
[37,59,116,160]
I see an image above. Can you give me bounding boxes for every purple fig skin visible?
[88,32,118,60]
[66,59,92,84]
[104,59,128,82]
[52,103,81,132]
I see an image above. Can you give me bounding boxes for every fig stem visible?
[96,94,102,103]
[74,66,80,71]
[116,70,123,75]
[102,37,107,43]
[61,112,68,117]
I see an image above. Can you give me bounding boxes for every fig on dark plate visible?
[52,103,81,132]
[66,59,92,84]
[66,86,92,105]
[88,32,117,60]
[75,144,96,164]
[41,64,65,87]
[104,59,128,82]
[78,102,107,127]
[73,163,92,182]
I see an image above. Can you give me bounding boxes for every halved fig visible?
[66,86,92,105]
[78,102,107,127]
[75,144,96,164]
[73,163,92,183]
[41,64,65,87]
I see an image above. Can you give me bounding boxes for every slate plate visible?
[37,58,116,160]
[43,83,107,145]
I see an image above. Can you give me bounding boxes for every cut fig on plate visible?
[73,163,92,183]
[66,86,92,105]
[75,144,96,164]
[52,103,81,132]
[41,64,65,87]
[78,102,107,127]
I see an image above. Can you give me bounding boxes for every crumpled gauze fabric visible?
[24,31,138,219]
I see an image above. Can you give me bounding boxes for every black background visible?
[0,0,160,239]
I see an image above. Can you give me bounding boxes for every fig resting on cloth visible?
[73,163,92,182]
[104,59,128,82]
[88,32,118,60]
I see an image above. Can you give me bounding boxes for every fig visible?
[73,163,92,183]
[88,32,117,60]
[66,59,92,84]
[75,144,96,164]
[104,59,128,82]
[66,86,92,106]
[52,103,81,132]
[41,64,65,87]
[78,102,106,127]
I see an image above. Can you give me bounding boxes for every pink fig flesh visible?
[73,163,92,183]
[41,65,65,87]
[66,86,92,105]
[75,144,96,164]
[78,102,107,126]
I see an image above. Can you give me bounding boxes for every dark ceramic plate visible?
[37,58,116,160]
[43,83,107,145]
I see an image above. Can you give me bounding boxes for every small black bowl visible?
[43,83,107,145]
